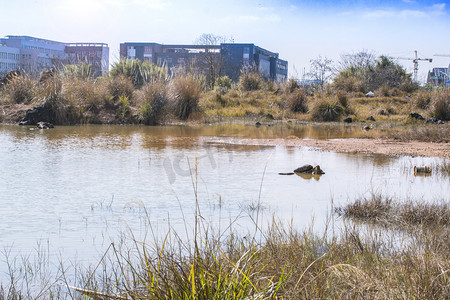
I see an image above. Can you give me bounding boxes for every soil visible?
[213,137,450,158]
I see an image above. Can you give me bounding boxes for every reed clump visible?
[169,75,203,120]
[285,88,308,113]
[310,98,344,122]
[2,73,37,104]
[135,80,168,125]
[335,193,449,229]
[430,90,450,121]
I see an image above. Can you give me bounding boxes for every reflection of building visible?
[0,36,109,77]
[427,67,449,86]
[120,42,288,81]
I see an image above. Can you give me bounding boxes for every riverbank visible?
[214,135,450,158]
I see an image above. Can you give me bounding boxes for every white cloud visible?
[431,3,446,15]
[363,3,446,20]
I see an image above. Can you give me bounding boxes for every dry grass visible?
[387,123,450,143]
[135,80,168,125]
[430,90,450,121]
[1,69,450,130]
[285,88,309,113]
[310,99,344,122]
[169,75,203,120]
[336,193,449,229]
[3,207,449,299]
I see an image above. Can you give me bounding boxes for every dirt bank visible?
[214,137,450,158]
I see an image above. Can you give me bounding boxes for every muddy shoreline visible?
[213,137,450,158]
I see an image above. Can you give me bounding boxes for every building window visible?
[243,47,250,60]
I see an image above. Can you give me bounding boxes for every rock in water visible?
[312,165,325,175]
[36,121,54,129]
[294,164,314,173]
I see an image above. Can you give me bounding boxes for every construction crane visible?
[394,50,432,82]
[434,54,450,57]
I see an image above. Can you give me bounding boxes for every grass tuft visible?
[310,99,344,122]
[430,90,450,121]
[285,88,308,113]
[170,75,202,120]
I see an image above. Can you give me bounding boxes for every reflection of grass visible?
[387,124,450,143]
[433,159,450,177]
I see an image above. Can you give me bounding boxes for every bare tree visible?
[195,33,229,89]
[308,56,334,89]
[337,50,376,72]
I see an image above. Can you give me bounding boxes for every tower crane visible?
[434,54,450,57]
[394,50,432,82]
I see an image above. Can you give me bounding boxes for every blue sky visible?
[1,0,449,82]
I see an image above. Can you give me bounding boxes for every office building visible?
[120,42,288,81]
[0,35,109,77]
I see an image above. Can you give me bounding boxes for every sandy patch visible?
[211,137,450,158]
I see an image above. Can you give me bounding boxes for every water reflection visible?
[295,173,323,181]
[0,124,448,277]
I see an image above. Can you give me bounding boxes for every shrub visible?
[284,78,299,93]
[61,77,100,111]
[38,76,81,124]
[170,75,202,120]
[336,91,349,109]
[110,59,168,87]
[136,81,168,125]
[215,76,232,90]
[310,99,344,122]
[239,71,264,91]
[377,85,390,97]
[59,63,94,80]
[285,88,308,113]
[104,75,134,104]
[413,91,432,109]
[430,90,450,121]
[3,74,36,103]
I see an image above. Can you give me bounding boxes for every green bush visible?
[215,75,232,90]
[310,99,344,122]
[285,88,308,113]
[170,75,202,120]
[110,59,167,87]
[60,63,94,80]
[430,90,450,121]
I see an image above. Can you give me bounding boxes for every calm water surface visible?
[0,124,448,273]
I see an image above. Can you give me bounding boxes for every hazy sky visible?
[1,0,449,82]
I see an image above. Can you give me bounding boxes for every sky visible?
[1,0,449,83]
